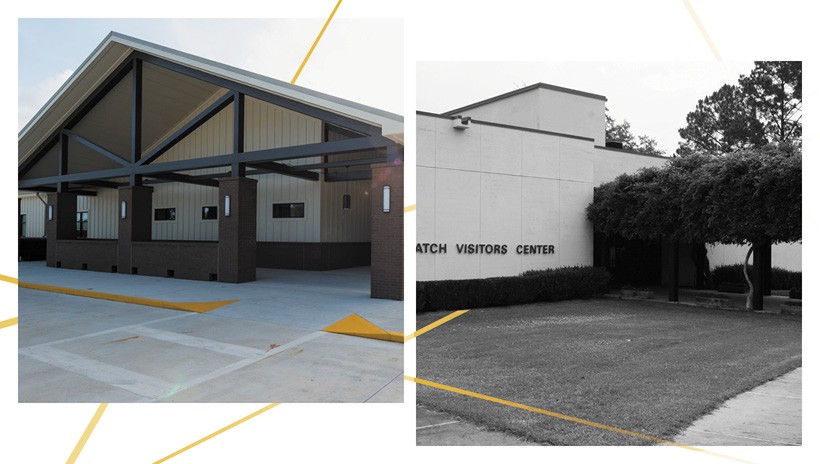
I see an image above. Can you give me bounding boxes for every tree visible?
[678,61,802,155]
[606,111,666,157]
[739,61,802,143]
[587,145,801,310]
[677,84,766,154]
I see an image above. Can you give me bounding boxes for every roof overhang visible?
[19,31,403,168]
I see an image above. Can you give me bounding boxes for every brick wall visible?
[370,161,404,300]
[257,242,370,270]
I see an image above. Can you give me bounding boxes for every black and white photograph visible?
[415,61,801,446]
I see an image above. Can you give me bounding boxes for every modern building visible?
[416,83,800,286]
[18,32,404,300]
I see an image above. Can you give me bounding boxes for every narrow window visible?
[154,208,176,221]
[20,214,26,237]
[202,206,218,220]
[272,203,305,218]
[76,211,88,238]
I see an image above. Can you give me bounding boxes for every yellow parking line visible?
[153,403,279,463]
[324,313,403,343]
[404,204,416,213]
[408,375,751,462]
[66,403,108,464]
[406,310,469,341]
[0,317,18,329]
[19,281,238,313]
[0,274,19,285]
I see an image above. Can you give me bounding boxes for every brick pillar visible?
[118,186,153,274]
[370,159,404,300]
[218,177,257,283]
[45,193,77,267]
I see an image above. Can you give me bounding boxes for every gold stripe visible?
[0,274,19,285]
[405,310,469,341]
[682,0,723,61]
[153,403,279,463]
[65,403,108,464]
[0,317,19,329]
[404,204,416,213]
[407,376,752,462]
[291,0,343,84]
[19,281,237,313]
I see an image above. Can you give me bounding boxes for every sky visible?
[18,18,403,132]
[417,61,755,156]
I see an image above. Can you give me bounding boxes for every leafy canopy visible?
[587,144,801,246]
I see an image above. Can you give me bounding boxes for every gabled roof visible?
[19,31,403,166]
[442,82,607,117]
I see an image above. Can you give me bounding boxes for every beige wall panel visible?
[480,125,522,176]
[19,195,46,238]
[77,190,118,239]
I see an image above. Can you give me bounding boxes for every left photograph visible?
[17,19,404,403]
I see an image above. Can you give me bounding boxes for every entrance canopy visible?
[19,32,403,194]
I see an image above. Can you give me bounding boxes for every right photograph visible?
[414,62,802,446]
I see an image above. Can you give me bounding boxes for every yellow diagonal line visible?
[404,204,416,213]
[682,0,722,61]
[66,403,108,464]
[153,403,279,463]
[0,317,18,329]
[405,310,469,341]
[291,0,343,84]
[0,274,19,285]
[408,376,751,463]
[19,281,237,313]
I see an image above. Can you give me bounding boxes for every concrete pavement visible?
[674,367,802,445]
[17,261,403,403]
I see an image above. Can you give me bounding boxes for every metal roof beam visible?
[63,130,130,167]
[20,135,395,189]
[249,162,319,181]
[147,172,219,187]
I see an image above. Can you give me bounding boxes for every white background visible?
[2,1,816,463]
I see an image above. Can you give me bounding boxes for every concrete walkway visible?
[17,261,403,403]
[674,368,802,445]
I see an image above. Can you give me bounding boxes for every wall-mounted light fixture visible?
[48,205,53,221]
[383,186,391,213]
[224,194,231,217]
[120,200,127,219]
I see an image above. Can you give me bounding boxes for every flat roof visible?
[442,82,608,117]
[416,110,594,142]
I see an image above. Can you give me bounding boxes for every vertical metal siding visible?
[18,194,46,238]
[245,96,323,242]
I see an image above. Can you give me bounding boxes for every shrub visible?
[417,266,610,313]
[711,264,801,291]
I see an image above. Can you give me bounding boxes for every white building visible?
[416,83,800,286]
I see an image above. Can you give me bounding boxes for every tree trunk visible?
[669,240,679,302]
[743,244,757,310]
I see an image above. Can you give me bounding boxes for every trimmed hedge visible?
[712,264,802,291]
[416,266,610,313]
